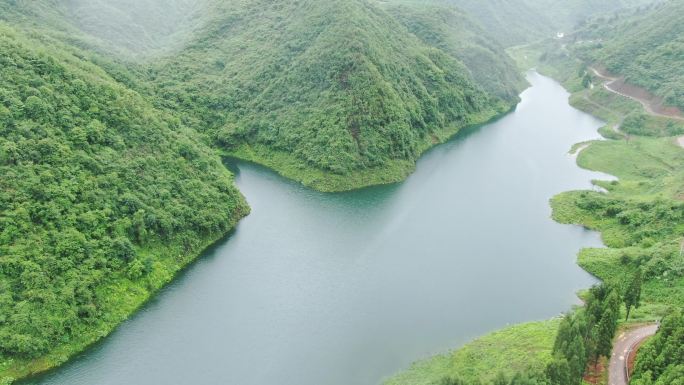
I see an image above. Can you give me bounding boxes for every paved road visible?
[608,324,658,385]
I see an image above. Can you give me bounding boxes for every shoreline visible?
[223,101,518,193]
[383,71,617,384]
[384,56,684,382]
[1,100,519,385]
[2,204,250,384]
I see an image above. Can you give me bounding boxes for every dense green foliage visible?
[148,0,513,186]
[0,23,247,381]
[428,283,622,385]
[632,309,684,385]
[620,112,684,137]
[1,0,522,191]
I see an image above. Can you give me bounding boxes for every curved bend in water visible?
[31,72,609,385]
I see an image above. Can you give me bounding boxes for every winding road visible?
[589,67,684,122]
[589,67,684,149]
[608,324,658,385]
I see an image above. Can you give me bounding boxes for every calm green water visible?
[29,72,611,385]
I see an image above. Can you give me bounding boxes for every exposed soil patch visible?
[584,358,607,384]
[590,67,684,121]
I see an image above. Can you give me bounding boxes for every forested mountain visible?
[442,0,658,46]
[569,0,684,111]
[147,0,519,190]
[0,20,247,382]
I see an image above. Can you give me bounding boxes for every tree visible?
[593,290,621,363]
[582,73,592,89]
[624,268,643,320]
[631,310,684,385]
[545,357,572,385]
[595,312,615,361]
[552,313,587,381]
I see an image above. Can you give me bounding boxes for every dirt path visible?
[589,67,684,122]
[677,136,684,149]
[609,324,658,385]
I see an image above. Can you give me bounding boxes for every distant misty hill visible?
[440,0,659,46]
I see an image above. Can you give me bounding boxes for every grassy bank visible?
[383,320,560,385]
[226,104,512,192]
[528,33,684,323]
[551,136,684,322]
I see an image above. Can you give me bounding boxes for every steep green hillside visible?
[383,1,525,102]
[571,1,684,110]
[0,23,247,382]
[2,0,525,192]
[443,0,657,46]
[149,0,513,191]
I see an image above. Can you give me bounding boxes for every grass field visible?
[551,136,684,323]
[383,320,560,385]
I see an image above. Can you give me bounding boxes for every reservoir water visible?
[30,72,611,385]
